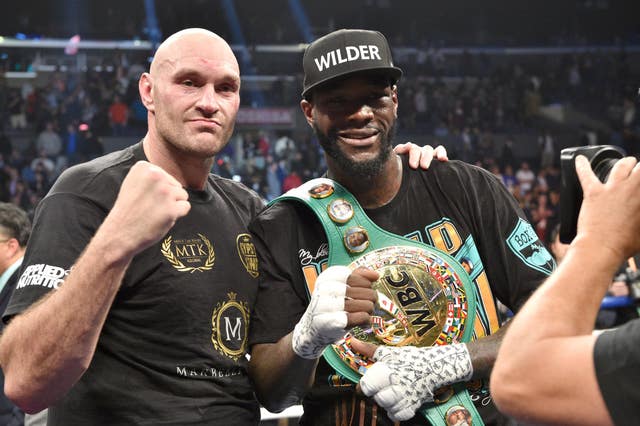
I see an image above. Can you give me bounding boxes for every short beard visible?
[314,123,395,180]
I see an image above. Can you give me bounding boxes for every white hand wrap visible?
[359,344,473,422]
[292,266,351,359]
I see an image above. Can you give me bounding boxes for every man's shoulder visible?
[208,174,265,210]
[48,144,139,203]
[253,197,300,221]
[411,159,493,183]
[249,197,314,234]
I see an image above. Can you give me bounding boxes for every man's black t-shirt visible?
[249,158,553,425]
[5,142,264,425]
[594,319,640,425]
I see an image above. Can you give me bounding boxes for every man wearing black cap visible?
[248,29,553,425]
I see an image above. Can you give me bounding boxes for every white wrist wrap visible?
[292,266,351,359]
[360,344,473,421]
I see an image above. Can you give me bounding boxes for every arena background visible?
[0,1,638,423]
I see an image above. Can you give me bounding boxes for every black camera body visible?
[559,145,626,244]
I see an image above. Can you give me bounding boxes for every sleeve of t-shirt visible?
[3,192,107,321]
[458,165,553,312]
[593,320,640,425]
[247,202,315,348]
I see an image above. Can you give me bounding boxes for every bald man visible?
[0,29,264,425]
[0,28,442,425]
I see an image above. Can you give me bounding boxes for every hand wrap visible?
[292,266,351,359]
[360,344,473,421]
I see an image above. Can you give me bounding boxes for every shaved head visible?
[138,27,242,186]
[150,28,239,77]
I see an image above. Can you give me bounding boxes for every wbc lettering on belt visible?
[314,45,382,71]
[384,269,437,337]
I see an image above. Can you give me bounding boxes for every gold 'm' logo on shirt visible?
[211,292,250,360]
[161,233,215,273]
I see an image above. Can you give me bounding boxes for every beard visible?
[314,122,396,180]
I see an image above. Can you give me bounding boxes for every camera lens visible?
[589,148,626,183]
[559,145,626,243]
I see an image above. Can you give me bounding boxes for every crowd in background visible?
[0,18,638,254]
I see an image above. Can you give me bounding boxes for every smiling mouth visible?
[337,130,380,146]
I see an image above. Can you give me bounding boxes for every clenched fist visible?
[101,161,191,258]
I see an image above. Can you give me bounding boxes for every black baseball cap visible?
[301,29,403,98]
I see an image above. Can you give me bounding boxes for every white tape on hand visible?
[292,265,352,359]
[359,344,473,421]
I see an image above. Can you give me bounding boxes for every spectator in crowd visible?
[63,123,80,165]
[501,163,517,193]
[515,160,535,194]
[265,161,283,201]
[8,89,27,131]
[0,202,31,426]
[108,94,129,136]
[35,121,62,160]
[77,123,104,162]
[273,131,295,162]
[281,169,302,192]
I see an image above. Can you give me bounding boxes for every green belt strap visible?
[272,178,484,426]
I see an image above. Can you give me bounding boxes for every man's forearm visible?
[0,228,133,413]
[466,322,508,380]
[491,237,616,425]
[249,333,319,412]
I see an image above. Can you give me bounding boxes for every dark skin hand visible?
[344,267,379,326]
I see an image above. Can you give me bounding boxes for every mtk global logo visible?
[161,233,215,273]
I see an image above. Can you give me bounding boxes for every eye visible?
[182,80,195,87]
[218,83,237,93]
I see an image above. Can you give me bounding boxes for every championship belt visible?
[273,178,484,426]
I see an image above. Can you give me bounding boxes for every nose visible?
[346,102,374,123]
[195,84,219,115]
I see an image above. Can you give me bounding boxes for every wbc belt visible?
[274,178,483,426]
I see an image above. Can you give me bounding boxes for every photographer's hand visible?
[575,154,640,264]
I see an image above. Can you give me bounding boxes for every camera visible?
[559,145,626,244]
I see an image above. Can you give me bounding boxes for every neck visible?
[142,134,213,190]
[327,154,402,209]
[1,251,24,275]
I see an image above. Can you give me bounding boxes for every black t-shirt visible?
[249,158,553,425]
[594,319,640,425]
[5,142,265,425]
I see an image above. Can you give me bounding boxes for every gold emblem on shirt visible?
[236,233,259,278]
[211,292,250,360]
[161,233,215,272]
